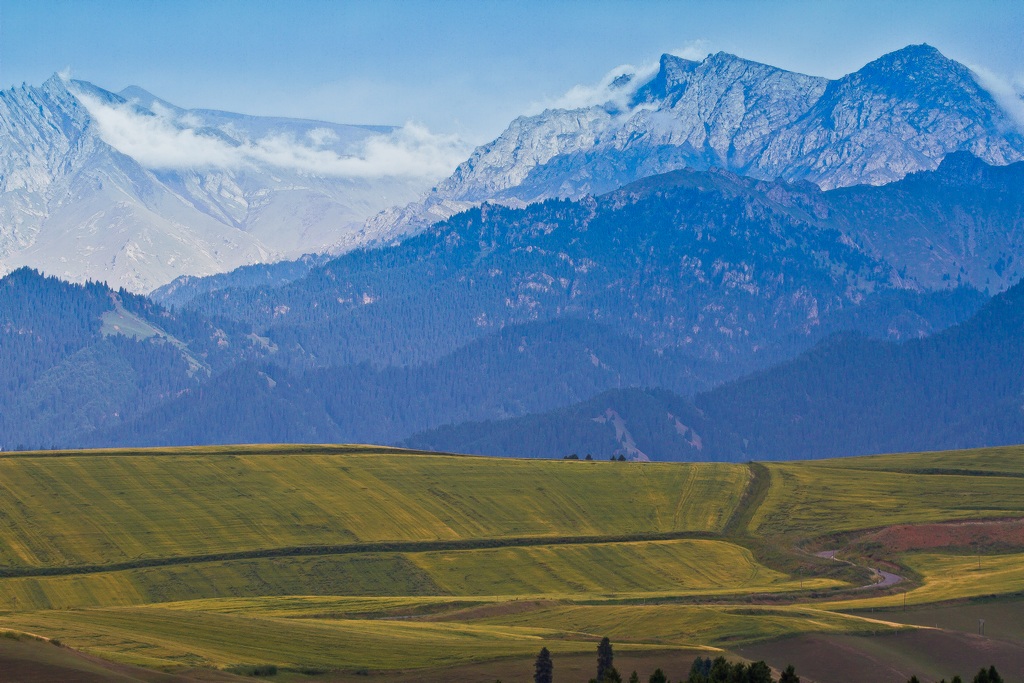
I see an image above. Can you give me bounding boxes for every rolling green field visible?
[0,449,747,568]
[0,444,1022,680]
[751,461,1024,537]
[0,539,842,611]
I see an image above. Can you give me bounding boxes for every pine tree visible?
[649,668,669,683]
[596,637,614,681]
[534,647,553,683]
[708,657,731,683]
[779,665,800,683]
[974,666,1003,683]
[687,657,711,682]
[748,661,773,683]
[628,671,640,683]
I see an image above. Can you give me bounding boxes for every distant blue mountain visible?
[409,275,1024,461]
[6,156,1013,452]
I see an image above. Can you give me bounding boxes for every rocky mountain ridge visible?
[372,44,1024,233]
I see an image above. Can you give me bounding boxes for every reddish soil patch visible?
[856,519,1024,553]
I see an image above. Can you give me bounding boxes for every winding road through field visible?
[815,550,905,590]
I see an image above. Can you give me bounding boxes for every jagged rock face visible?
[758,45,1024,187]
[388,45,1024,231]
[0,78,429,292]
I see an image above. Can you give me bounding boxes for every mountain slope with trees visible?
[0,268,265,448]
[408,275,1024,461]
[7,155,1024,452]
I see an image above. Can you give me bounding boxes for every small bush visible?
[227,663,278,677]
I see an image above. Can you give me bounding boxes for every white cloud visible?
[970,64,1024,131]
[307,127,340,147]
[526,60,661,115]
[526,40,713,116]
[74,89,472,180]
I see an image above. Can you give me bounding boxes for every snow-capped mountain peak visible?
[0,76,453,292]
[372,45,1024,234]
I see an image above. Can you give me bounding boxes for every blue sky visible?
[1,0,1022,141]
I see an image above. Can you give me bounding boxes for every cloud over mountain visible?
[76,87,471,179]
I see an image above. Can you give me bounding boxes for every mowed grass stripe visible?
[0,602,889,671]
[0,452,749,568]
[792,445,1024,476]
[0,540,841,611]
[407,540,815,597]
[0,607,680,671]
[0,444,439,459]
[460,603,904,647]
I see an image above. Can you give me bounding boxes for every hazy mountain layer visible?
[406,278,1024,461]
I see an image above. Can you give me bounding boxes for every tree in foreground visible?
[687,657,711,682]
[628,671,640,683]
[779,664,800,683]
[649,668,669,683]
[534,647,553,683]
[685,656,783,683]
[747,661,774,683]
[916,666,1002,683]
[973,666,1004,683]
[596,637,614,682]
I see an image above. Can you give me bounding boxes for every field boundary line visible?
[0,531,722,579]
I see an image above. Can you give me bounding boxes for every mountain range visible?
[408,274,1024,461]
[5,153,1021,452]
[0,77,434,292]
[371,44,1024,233]
[3,43,1024,460]
[2,44,1022,296]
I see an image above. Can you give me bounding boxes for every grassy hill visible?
[0,445,1022,681]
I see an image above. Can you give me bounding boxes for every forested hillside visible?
[0,269,263,449]
[6,156,1024,453]
[175,157,1016,372]
[410,276,1024,460]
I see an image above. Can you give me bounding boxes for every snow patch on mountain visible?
[0,76,468,292]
